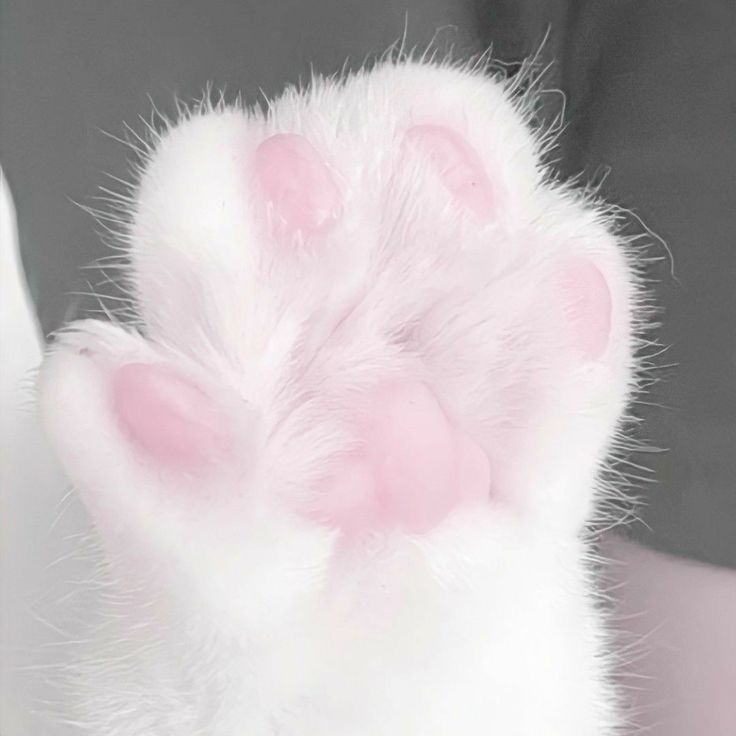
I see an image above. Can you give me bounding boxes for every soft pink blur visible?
[605,535,736,735]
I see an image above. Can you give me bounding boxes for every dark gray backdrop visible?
[1,0,734,567]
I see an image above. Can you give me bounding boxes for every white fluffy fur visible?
[37,58,643,734]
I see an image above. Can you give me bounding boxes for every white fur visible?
[36,58,643,734]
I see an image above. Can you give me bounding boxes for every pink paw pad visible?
[110,363,229,472]
[557,258,612,361]
[316,382,491,536]
[403,124,495,222]
[254,133,342,241]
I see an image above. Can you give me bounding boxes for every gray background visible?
[1,0,734,567]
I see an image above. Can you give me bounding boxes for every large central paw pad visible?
[314,383,491,536]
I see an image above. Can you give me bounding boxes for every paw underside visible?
[41,65,623,541]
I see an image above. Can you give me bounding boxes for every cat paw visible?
[42,62,634,552]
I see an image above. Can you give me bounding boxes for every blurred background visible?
[1,1,735,734]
